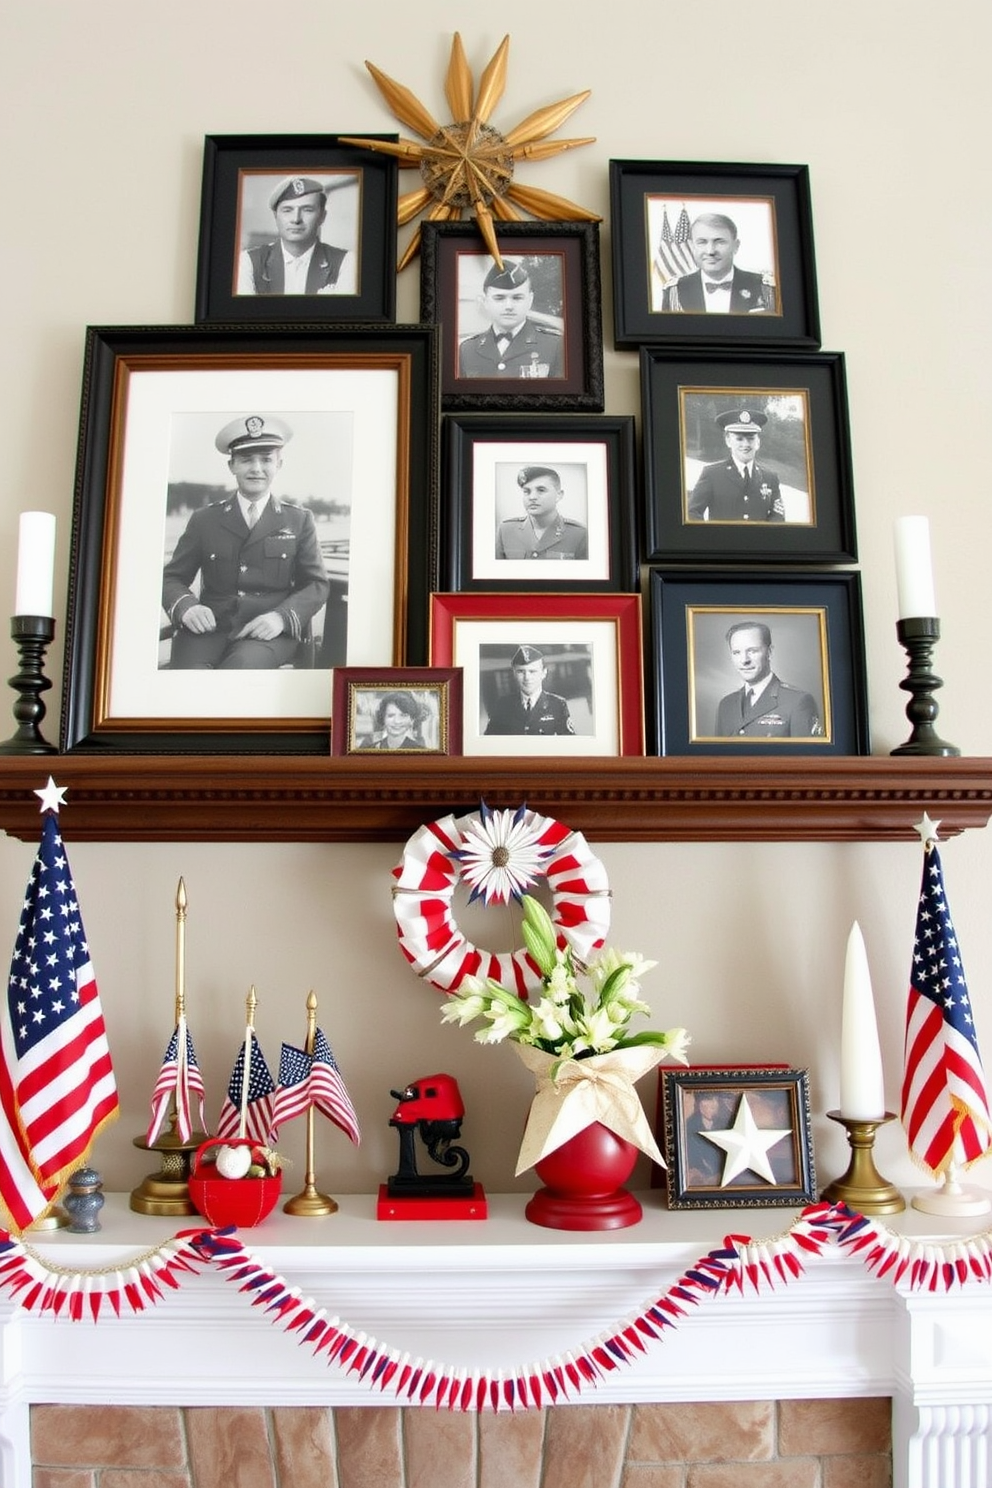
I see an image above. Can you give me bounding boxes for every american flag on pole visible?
[0,791,119,1233]
[900,819,992,1177]
[653,203,695,294]
[271,1028,360,1145]
[146,1017,205,1145]
[216,1030,277,1146]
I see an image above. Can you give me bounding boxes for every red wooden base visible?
[525,1186,643,1231]
[376,1182,488,1221]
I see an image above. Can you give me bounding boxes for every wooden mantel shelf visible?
[0,753,989,844]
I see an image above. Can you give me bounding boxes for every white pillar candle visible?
[894,516,937,620]
[839,921,886,1120]
[14,511,56,618]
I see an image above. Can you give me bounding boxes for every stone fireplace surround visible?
[2,1193,991,1488]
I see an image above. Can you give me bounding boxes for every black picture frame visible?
[641,347,857,563]
[610,161,820,350]
[441,414,636,592]
[194,134,398,325]
[420,220,605,412]
[330,668,463,756]
[61,323,439,755]
[660,1066,817,1210]
[648,568,868,757]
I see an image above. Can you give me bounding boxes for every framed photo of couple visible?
[610,161,820,349]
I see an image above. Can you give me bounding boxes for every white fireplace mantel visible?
[2,1192,992,1488]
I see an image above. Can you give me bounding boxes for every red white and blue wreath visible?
[391,803,612,996]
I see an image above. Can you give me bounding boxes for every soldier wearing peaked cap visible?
[162,414,330,670]
[236,173,356,296]
[458,259,564,380]
[496,464,588,560]
[484,644,576,736]
[687,406,785,523]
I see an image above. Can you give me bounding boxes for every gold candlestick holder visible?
[820,1110,906,1215]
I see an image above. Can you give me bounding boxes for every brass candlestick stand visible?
[131,879,207,1216]
[284,990,338,1217]
[891,617,960,757]
[820,1110,905,1215]
[0,616,58,754]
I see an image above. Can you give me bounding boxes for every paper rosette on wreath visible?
[391,802,612,996]
[513,1043,667,1174]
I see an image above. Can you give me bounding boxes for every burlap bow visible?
[513,1043,667,1175]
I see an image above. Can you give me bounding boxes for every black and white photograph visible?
[194,134,398,324]
[641,349,856,564]
[330,668,462,756]
[442,414,636,592]
[479,642,591,739]
[456,253,564,381]
[648,570,868,757]
[646,196,779,317]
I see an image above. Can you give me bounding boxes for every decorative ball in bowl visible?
[188,1137,283,1228]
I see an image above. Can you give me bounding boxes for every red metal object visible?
[389,1073,465,1124]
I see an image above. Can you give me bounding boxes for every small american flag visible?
[216,1031,277,1146]
[271,1029,360,1146]
[901,834,992,1176]
[0,809,119,1233]
[654,203,696,290]
[146,1017,205,1145]
[271,1040,312,1132]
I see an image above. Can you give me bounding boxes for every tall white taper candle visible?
[839,921,886,1119]
[894,516,937,620]
[14,512,56,618]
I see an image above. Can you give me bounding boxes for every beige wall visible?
[0,1,989,1199]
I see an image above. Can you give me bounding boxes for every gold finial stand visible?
[820,1110,906,1215]
[284,990,338,1217]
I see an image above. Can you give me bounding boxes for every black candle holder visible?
[890,617,960,758]
[0,615,57,755]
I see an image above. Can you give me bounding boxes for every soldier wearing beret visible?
[484,646,576,736]
[495,465,588,560]
[458,260,564,380]
[660,213,777,315]
[687,408,785,523]
[162,415,331,669]
[714,622,822,738]
[236,176,356,296]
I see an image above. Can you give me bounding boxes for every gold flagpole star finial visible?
[34,777,68,814]
[914,812,941,847]
[340,33,599,270]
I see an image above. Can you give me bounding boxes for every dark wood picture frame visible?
[61,323,439,754]
[610,160,820,349]
[420,220,604,412]
[660,1065,817,1210]
[330,667,462,756]
[641,347,857,563]
[195,134,398,324]
[648,568,868,757]
[441,413,636,592]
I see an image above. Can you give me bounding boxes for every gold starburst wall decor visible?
[340,34,599,270]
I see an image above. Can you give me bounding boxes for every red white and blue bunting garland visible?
[4,1202,992,1407]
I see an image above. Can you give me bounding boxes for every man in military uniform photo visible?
[660,213,777,315]
[236,175,356,295]
[458,260,564,379]
[162,414,330,669]
[713,621,822,737]
[484,645,576,736]
[495,465,587,560]
[688,408,785,522]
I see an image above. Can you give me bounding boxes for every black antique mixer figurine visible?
[376,1072,487,1220]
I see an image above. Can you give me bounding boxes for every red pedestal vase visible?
[525,1121,642,1230]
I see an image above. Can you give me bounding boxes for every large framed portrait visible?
[441,414,636,592]
[430,593,643,756]
[330,668,462,756]
[659,1066,817,1210]
[420,221,604,412]
[641,348,856,563]
[61,324,439,754]
[610,161,819,349]
[648,569,868,757]
[194,134,398,324]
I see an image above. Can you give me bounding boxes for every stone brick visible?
[271,1407,337,1488]
[32,1472,96,1488]
[629,1402,774,1463]
[542,1405,631,1488]
[620,1466,685,1488]
[687,1462,819,1488]
[778,1398,892,1457]
[31,1407,185,1468]
[335,1406,403,1488]
[823,1454,893,1488]
[185,1406,275,1488]
[479,1409,545,1488]
[404,1407,476,1488]
[102,1476,191,1488]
